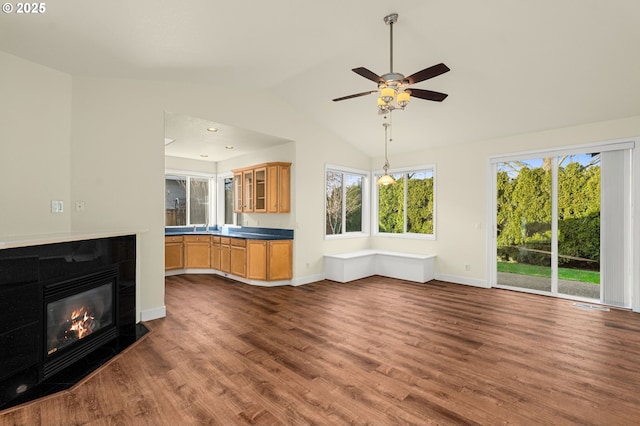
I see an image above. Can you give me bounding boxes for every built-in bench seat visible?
[324,250,436,283]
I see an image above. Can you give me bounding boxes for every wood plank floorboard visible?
[3,274,640,425]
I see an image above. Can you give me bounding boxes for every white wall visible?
[0,52,72,236]
[165,156,216,175]
[371,115,640,293]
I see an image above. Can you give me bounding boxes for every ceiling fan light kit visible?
[333,13,450,113]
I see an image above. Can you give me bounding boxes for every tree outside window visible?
[325,168,366,236]
[376,167,435,237]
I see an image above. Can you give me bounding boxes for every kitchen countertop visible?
[165,226,293,241]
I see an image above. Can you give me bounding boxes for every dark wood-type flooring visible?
[3,275,640,425]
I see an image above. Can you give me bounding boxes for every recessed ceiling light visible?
[207,127,218,132]
[225,146,234,150]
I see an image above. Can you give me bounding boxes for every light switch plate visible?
[51,200,64,213]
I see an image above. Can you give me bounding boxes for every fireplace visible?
[43,268,118,380]
[0,234,146,411]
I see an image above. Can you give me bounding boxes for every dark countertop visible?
[165,226,293,241]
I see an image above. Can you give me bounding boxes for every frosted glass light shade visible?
[376,174,396,185]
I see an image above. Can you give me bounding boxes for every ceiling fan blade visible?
[406,63,450,85]
[352,67,385,83]
[408,88,448,102]
[332,90,377,102]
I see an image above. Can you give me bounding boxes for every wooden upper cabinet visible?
[233,171,243,213]
[275,164,291,213]
[232,162,291,214]
[254,167,267,213]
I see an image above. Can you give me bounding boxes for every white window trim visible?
[216,172,236,226]
[324,164,370,239]
[372,164,437,240]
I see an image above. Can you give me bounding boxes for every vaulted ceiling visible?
[2,0,639,159]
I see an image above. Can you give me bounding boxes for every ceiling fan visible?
[332,13,450,113]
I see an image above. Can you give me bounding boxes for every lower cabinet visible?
[166,235,292,282]
[184,235,211,269]
[165,236,184,270]
[220,237,231,273]
[247,240,268,280]
[211,236,221,270]
[247,239,292,281]
[230,238,246,277]
[268,240,293,280]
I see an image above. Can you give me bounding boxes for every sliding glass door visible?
[496,157,553,293]
[556,154,601,299]
[492,142,633,307]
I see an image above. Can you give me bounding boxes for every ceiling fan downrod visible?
[384,13,398,74]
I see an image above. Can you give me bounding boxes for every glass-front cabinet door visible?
[233,171,243,213]
[254,167,266,212]
[243,169,254,212]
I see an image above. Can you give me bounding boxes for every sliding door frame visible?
[487,138,637,309]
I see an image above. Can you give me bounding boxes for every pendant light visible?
[376,116,396,185]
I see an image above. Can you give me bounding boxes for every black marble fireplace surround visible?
[0,235,147,411]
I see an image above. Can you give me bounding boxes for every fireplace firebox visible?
[43,268,118,380]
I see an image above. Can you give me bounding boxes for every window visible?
[165,174,213,226]
[374,165,435,238]
[325,165,368,237]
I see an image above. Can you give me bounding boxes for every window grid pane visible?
[406,170,434,234]
[345,174,363,232]
[189,178,209,225]
[376,168,435,237]
[325,171,343,235]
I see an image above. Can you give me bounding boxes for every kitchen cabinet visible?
[166,234,291,282]
[232,162,291,214]
[246,240,268,280]
[268,239,293,280]
[165,235,184,270]
[184,235,211,269]
[210,236,221,270]
[254,166,267,212]
[267,163,290,213]
[233,171,243,213]
[230,238,246,277]
[220,237,231,273]
[247,239,292,281]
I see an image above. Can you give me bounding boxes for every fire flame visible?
[68,306,95,339]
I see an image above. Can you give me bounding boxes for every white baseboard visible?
[141,305,166,321]
[291,272,326,286]
[434,273,489,288]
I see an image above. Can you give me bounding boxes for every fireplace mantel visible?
[0,229,146,250]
